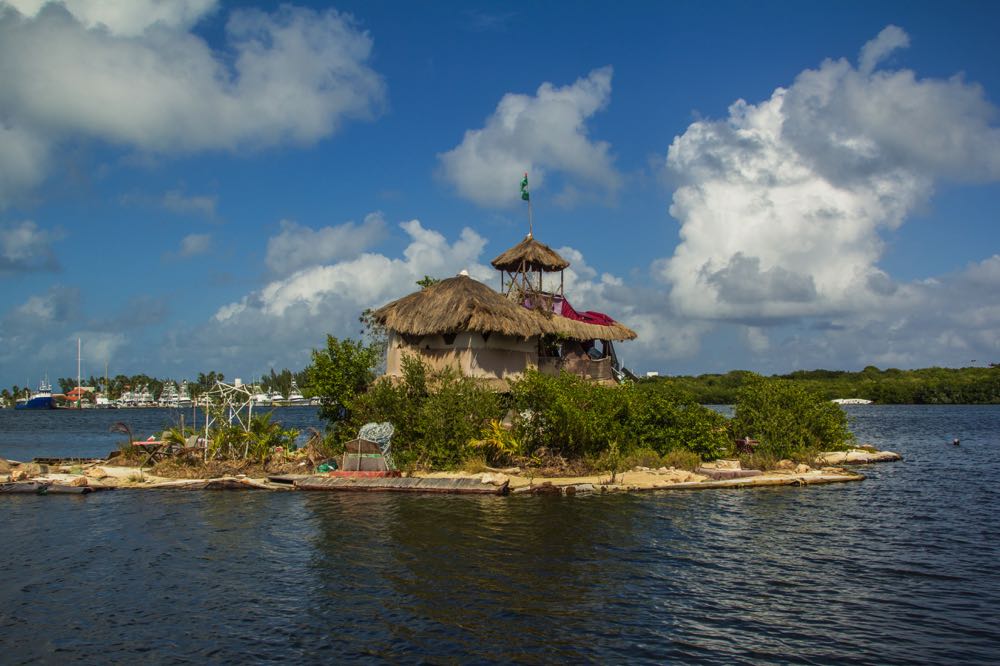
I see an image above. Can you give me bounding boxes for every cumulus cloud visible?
[743,255,1000,370]
[0,1,385,204]
[661,25,1000,325]
[155,220,492,373]
[439,67,621,207]
[0,220,62,272]
[5,0,218,36]
[265,213,387,276]
[221,219,488,323]
[0,125,50,208]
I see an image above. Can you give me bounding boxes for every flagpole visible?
[521,172,533,238]
[528,199,533,238]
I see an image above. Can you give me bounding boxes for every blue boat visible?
[15,379,57,410]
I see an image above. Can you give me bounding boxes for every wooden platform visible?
[294,475,509,495]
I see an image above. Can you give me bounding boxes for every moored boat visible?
[285,379,309,406]
[14,379,56,410]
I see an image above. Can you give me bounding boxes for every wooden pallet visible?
[294,475,509,495]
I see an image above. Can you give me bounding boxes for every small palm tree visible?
[109,421,134,446]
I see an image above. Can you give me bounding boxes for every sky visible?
[1,0,999,387]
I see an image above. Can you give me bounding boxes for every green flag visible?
[520,173,530,201]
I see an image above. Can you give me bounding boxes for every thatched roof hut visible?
[372,274,636,342]
[490,235,570,272]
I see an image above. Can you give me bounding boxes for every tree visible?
[305,335,381,425]
[733,374,854,458]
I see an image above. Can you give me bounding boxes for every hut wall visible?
[384,331,539,382]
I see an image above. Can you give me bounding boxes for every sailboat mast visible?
[77,338,81,409]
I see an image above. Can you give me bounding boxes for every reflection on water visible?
[1,405,999,663]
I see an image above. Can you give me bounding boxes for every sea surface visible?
[1,405,998,664]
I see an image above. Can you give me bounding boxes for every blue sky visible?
[2,0,999,387]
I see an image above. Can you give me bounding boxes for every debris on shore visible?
[1,447,901,496]
[816,447,903,465]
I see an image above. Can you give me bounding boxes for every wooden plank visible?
[294,475,508,495]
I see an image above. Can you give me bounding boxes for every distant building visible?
[646,371,659,378]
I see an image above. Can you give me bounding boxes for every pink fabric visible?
[560,298,617,326]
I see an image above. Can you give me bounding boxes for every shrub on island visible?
[732,373,854,462]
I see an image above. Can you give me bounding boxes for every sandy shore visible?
[2,447,900,495]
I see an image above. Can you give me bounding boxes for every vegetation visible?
[207,413,299,464]
[304,337,850,473]
[306,335,382,424]
[642,364,1000,405]
[732,373,854,461]
[342,355,502,469]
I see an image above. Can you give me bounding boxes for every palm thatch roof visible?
[490,235,570,272]
[372,274,636,341]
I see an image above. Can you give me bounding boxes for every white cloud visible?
[0,220,62,272]
[748,255,1000,370]
[0,2,385,204]
[661,25,1000,324]
[221,219,488,322]
[439,67,621,207]
[151,219,490,374]
[216,219,479,324]
[0,125,49,208]
[858,24,909,76]
[162,190,217,219]
[265,212,387,276]
[178,233,211,258]
[743,326,771,354]
[5,0,218,36]
[77,332,126,367]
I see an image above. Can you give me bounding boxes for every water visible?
[0,406,323,462]
[1,405,998,663]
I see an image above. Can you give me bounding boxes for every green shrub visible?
[344,355,502,470]
[508,370,631,460]
[733,374,854,459]
[630,381,731,460]
[469,420,524,466]
[206,413,298,463]
[660,449,703,471]
[306,335,381,424]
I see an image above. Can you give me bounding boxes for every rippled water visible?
[1,405,998,663]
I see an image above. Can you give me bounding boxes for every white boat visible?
[831,398,873,405]
[251,385,272,406]
[286,379,309,406]
[177,380,194,408]
[95,394,117,409]
[159,382,179,408]
[137,384,155,407]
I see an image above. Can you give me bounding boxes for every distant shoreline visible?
[646,365,999,405]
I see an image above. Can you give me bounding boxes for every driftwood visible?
[145,477,286,491]
[1,481,94,495]
[695,468,763,480]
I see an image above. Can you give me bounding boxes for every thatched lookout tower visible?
[491,234,569,300]
[372,235,636,388]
